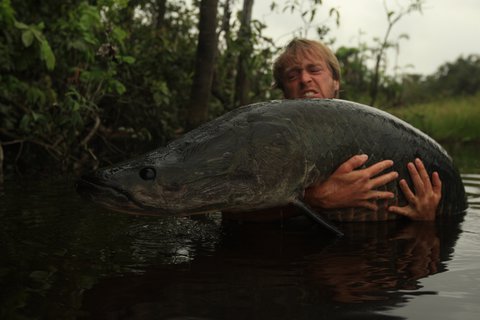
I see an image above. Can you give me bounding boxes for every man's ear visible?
[334,80,340,92]
[333,80,340,98]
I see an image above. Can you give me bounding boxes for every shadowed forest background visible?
[1,0,479,177]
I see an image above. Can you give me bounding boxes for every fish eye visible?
[139,167,156,181]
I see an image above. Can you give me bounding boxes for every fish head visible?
[76,132,285,215]
[76,146,242,215]
[77,112,307,216]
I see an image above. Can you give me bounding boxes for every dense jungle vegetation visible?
[1,0,479,177]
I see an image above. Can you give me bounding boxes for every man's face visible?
[281,53,339,99]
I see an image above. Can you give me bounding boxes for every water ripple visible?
[462,173,480,208]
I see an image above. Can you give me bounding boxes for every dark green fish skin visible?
[77,99,467,221]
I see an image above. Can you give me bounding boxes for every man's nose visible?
[299,70,312,83]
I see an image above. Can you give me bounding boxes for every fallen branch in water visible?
[80,114,101,147]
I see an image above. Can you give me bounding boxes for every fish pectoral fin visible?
[292,199,344,237]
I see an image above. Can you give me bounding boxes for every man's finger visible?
[335,154,369,173]
[365,159,394,177]
[415,158,432,192]
[407,162,425,195]
[432,171,442,194]
[366,190,395,201]
[399,179,416,203]
[370,171,399,188]
[357,200,378,211]
[388,205,412,218]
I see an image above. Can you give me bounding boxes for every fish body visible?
[77,99,466,222]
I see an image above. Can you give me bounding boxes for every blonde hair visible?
[273,38,341,93]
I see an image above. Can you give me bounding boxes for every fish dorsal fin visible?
[292,199,344,237]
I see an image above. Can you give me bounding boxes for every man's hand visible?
[388,158,442,221]
[304,154,398,210]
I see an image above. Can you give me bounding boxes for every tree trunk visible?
[234,0,254,107]
[186,0,219,130]
[211,0,234,109]
[0,142,3,184]
[155,0,167,29]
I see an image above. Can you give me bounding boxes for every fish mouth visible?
[75,175,166,215]
[76,175,226,216]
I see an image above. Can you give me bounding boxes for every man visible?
[272,38,441,220]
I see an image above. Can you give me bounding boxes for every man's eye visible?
[309,66,323,73]
[286,72,298,80]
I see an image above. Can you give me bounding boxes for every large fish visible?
[77,99,466,233]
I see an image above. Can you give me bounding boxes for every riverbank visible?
[385,93,480,143]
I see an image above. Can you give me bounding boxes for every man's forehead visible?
[284,51,327,69]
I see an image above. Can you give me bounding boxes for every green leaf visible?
[120,56,135,64]
[21,30,34,47]
[19,114,31,131]
[309,9,316,23]
[31,111,41,121]
[71,111,83,127]
[72,101,80,112]
[14,21,29,30]
[69,39,88,52]
[31,28,44,42]
[112,26,128,43]
[112,80,126,95]
[40,41,55,70]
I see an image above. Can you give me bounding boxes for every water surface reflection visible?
[0,174,478,319]
[78,214,463,319]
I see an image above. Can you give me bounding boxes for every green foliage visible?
[15,21,56,70]
[270,0,339,40]
[385,93,480,143]
[428,54,480,97]
[0,0,280,174]
[336,46,370,102]
[0,0,132,172]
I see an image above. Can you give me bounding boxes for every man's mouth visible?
[302,91,318,98]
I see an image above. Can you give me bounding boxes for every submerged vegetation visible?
[0,0,479,176]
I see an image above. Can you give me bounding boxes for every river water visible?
[1,144,479,319]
